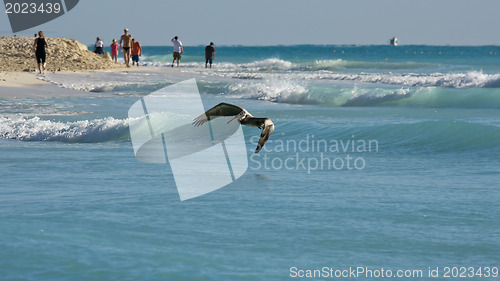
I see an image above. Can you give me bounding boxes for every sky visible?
[1,0,500,46]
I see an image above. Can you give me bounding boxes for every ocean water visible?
[1,45,499,280]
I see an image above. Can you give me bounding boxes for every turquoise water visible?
[1,45,499,280]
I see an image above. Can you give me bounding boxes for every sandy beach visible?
[0,72,85,97]
[0,36,127,98]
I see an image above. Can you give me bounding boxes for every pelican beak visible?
[227,116,239,124]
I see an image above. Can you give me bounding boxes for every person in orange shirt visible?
[131,38,142,67]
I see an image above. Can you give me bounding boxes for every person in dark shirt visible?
[33,31,48,74]
[205,42,215,68]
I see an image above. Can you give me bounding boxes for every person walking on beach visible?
[171,36,183,67]
[120,29,133,67]
[131,39,142,67]
[94,37,104,55]
[205,42,215,68]
[110,39,119,62]
[33,31,48,74]
[32,33,38,55]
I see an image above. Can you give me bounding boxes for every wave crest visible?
[315,71,500,88]
[227,79,309,103]
[308,59,429,71]
[241,58,293,71]
[0,116,131,142]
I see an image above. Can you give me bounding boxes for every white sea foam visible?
[343,86,412,106]
[219,66,500,89]
[220,70,500,88]
[142,58,293,71]
[38,55,500,97]
[141,57,428,72]
[305,59,430,71]
[227,79,309,103]
[0,115,131,142]
[40,73,129,92]
[241,58,293,71]
[224,78,419,106]
[308,71,500,88]
[39,71,165,92]
[0,99,84,117]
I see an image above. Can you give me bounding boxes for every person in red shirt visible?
[131,39,142,67]
[110,39,119,62]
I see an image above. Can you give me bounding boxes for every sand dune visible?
[0,36,123,72]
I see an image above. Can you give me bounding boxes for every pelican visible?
[193,102,275,153]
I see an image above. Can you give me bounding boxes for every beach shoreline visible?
[0,71,80,98]
[0,68,159,98]
[0,35,133,98]
[0,64,213,98]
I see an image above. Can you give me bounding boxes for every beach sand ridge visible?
[0,36,123,72]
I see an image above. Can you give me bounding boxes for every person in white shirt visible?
[94,37,104,55]
[171,36,183,67]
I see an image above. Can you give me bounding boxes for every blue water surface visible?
[1,45,499,280]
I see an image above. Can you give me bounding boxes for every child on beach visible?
[131,39,142,67]
[111,39,119,62]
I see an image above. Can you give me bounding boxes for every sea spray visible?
[0,115,130,142]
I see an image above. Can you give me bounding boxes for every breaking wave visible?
[311,71,500,88]
[0,115,131,142]
[222,79,500,108]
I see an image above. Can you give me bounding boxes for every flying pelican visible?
[193,102,275,153]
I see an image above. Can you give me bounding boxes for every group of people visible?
[170,36,216,68]
[31,29,216,74]
[94,29,142,67]
[93,32,216,68]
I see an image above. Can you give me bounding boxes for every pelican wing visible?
[254,118,275,153]
[193,102,244,127]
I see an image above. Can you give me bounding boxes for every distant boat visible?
[390,37,399,46]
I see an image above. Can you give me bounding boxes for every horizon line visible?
[2,35,499,47]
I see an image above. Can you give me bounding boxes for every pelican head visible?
[227,110,248,124]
